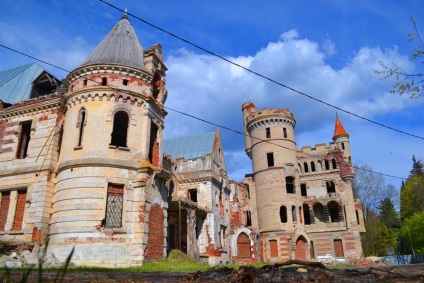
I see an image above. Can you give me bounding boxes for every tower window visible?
[123,79,128,86]
[189,189,198,202]
[102,77,107,86]
[148,122,159,166]
[332,158,337,169]
[266,127,271,138]
[105,183,124,228]
[300,183,307,197]
[283,127,287,138]
[280,206,287,223]
[83,79,87,86]
[110,111,129,147]
[77,108,86,147]
[286,177,295,194]
[341,143,345,150]
[246,211,252,226]
[16,121,32,159]
[303,162,309,173]
[326,180,336,193]
[267,153,274,167]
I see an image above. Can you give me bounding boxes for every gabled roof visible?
[333,117,349,140]
[80,14,147,71]
[163,132,216,160]
[0,63,45,103]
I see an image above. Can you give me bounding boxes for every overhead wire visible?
[99,0,424,141]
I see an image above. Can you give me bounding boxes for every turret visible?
[332,116,352,165]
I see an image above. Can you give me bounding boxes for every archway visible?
[237,232,251,260]
[145,205,164,261]
[295,236,307,260]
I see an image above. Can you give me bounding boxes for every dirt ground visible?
[2,263,424,282]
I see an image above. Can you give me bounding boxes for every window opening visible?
[110,111,129,147]
[105,184,124,228]
[326,181,336,193]
[292,205,297,222]
[123,79,128,86]
[334,239,344,257]
[311,161,316,172]
[148,122,159,165]
[341,142,345,150]
[283,127,287,138]
[356,210,360,224]
[303,204,311,225]
[328,202,339,222]
[0,192,11,230]
[77,108,86,147]
[270,240,278,257]
[152,73,160,99]
[246,211,252,226]
[310,241,315,259]
[57,125,63,155]
[220,225,227,248]
[324,160,330,170]
[286,176,295,194]
[189,190,198,202]
[244,183,250,199]
[300,183,307,197]
[280,206,287,223]
[267,153,274,167]
[16,121,32,159]
[266,127,271,138]
[332,159,337,169]
[102,77,107,86]
[303,162,309,173]
[83,79,87,86]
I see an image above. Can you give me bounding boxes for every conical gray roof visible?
[81,14,147,70]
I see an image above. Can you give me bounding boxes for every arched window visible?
[303,204,311,225]
[298,163,302,173]
[292,205,297,222]
[303,162,309,173]
[327,201,340,223]
[313,203,326,223]
[311,161,316,172]
[110,111,129,147]
[280,206,287,223]
[324,160,330,170]
[332,158,337,169]
[77,108,86,147]
[317,160,322,171]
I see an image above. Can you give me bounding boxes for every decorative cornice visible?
[0,95,63,119]
[246,116,295,133]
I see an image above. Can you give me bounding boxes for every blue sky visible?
[0,0,423,189]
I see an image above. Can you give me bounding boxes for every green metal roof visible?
[0,63,45,103]
[163,132,216,160]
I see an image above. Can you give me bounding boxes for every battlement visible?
[246,107,294,123]
[298,143,333,155]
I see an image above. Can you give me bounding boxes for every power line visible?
[99,0,424,141]
[0,38,416,183]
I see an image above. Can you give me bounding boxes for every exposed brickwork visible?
[145,205,164,261]
[12,191,26,231]
[295,238,307,260]
[32,227,42,245]
[270,240,278,257]
[0,192,10,230]
[334,239,344,257]
[151,138,160,166]
[237,233,251,259]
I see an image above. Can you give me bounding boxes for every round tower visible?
[244,104,306,261]
[332,116,352,165]
[50,14,169,267]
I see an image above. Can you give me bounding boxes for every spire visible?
[333,116,349,140]
[80,13,147,71]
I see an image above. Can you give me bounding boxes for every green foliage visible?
[377,197,400,229]
[400,174,424,220]
[374,17,424,98]
[362,213,398,256]
[400,211,424,254]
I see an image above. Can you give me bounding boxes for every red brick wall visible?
[152,137,160,166]
[237,233,251,259]
[145,205,164,261]
[0,192,10,230]
[334,239,344,257]
[12,191,26,231]
[270,240,278,257]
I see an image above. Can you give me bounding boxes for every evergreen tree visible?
[377,197,400,229]
[410,155,424,176]
[401,156,424,220]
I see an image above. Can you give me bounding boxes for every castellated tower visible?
[49,14,169,267]
[242,102,365,263]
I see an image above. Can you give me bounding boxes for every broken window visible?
[326,181,336,194]
[101,77,107,86]
[110,111,129,148]
[105,183,124,228]
[123,79,128,86]
[303,162,309,173]
[328,201,340,222]
[77,108,86,147]
[292,205,297,222]
[267,152,274,167]
[152,73,160,99]
[356,210,360,225]
[313,203,326,223]
[246,211,252,226]
[83,79,87,86]
[16,121,32,159]
[220,225,227,248]
[341,142,345,150]
[148,122,159,165]
[266,127,271,138]
[283,127,287,138]
[244,183,250,199]
[280,206,287,223]
[300,183,307,197]
[332,158,337,169]
[285,176,295,194]
[189,189,198,203]
[311,161,316,172]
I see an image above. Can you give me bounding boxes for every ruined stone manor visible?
[0,13,365,267]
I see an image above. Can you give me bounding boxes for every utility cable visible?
[0,45,418,183]
[99,0,424,141]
